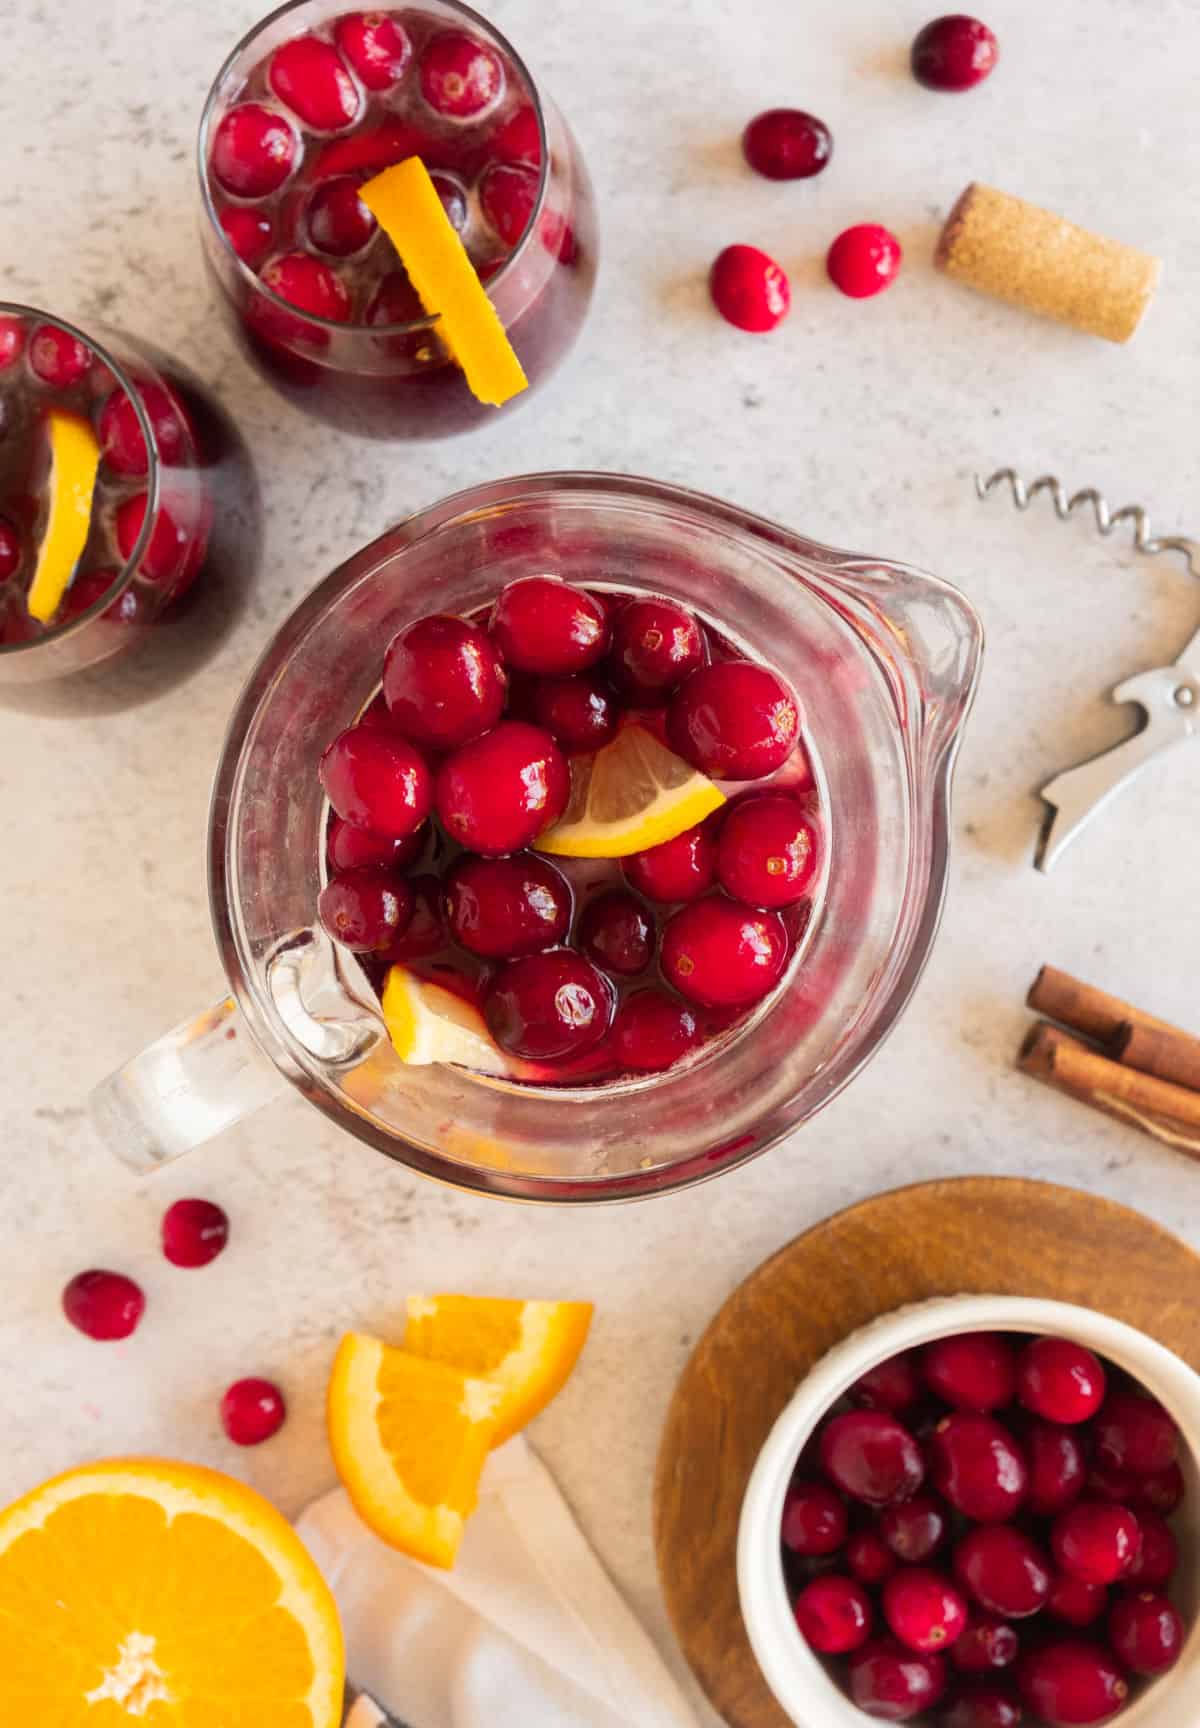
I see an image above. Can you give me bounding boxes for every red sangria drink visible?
[199,0,597,440]
[0,304,259,696]
[316,574,829,1087]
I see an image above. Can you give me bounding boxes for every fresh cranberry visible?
[431,171,469,232]
[161,1198,230,1268]
[420,30,504,119]
[911,15,999,91]
[210,103,298,198]
[661,896,787,1008]
[668,660,800,779]
[383,873,445,960]
[28,323,91,387]
[100,381,188,475]
[742,108,832,180]
[327,814,424,873]
[793,1575,872,1654]
[491,102,541,166]
[781,1479,849,1556]
[1109,1590,1184,1675]
[1084,1461,1139,1503]
[489,576,609,676]
[479,162,538,247]
[929,1414,1027,1522]
[58,567,122,622]
[922,1333,1017,1412]
[826,224,903,299]
[319,725,433,839]
[954,1527,1051,1618]
[334,11,412,90]
[435,721,568,854]
[442,852,571,959]
[623,822,716,903]
[0,314,26,368]
[1124,1512,1178,1587]
[219,204,274,268]
[1016,1337,1106,1424]
[382,613,506,749]
[607,596,704,699]
[307,176,377,256]
[1018,1641,1128,1726]
[1094,1391,1178,1476]
[611,988,701,1073]
[269,35,361,131]
[847,1529,899,1587]
[114,495,187,585]
[943,1691,1022,1728]
[0,517,20,582]
[319,867,414,952]
[221,1377,286,1445]
[577,891,654,976]
[847,1641,945,1720]
[716,793,819,909]
[883,1567,967,1653]
[951,1612,1019,1673]
[1025,1420,1086,1516]
[365,270,425,328]
[484,948,614,1060]
[260,252,353,333]
[709,244,790,332]
[1051,1502,1141,1585]
[850,1351,922,1413]
[880,1496,946,1564]
[1047,1574,1108,1628]
[528,672,617,751]
[1130,1461,1185,1515]
[818,1410,924,1506]
[62,1270,145,1341]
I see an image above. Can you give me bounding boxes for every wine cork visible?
[936,182,1161,343]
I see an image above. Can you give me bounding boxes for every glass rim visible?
[0,302,160,657]
[195,0,552,337]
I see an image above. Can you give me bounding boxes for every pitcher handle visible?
[89,995,288,1173]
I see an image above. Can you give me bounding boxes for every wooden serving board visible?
[653,1176,1200,1728]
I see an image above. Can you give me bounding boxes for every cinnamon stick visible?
[1026,965,1179,1044]
[1111,1020,1200,1093]
[1018,1022,1200,1159]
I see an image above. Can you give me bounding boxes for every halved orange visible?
[26,409,101,623]
[404,1294,593,1447]
[0,1457,344,1726]
[534,725,725,858]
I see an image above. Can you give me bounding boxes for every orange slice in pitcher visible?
[26,409,101,622]
[534,724,725,858]
[381,964,512,1073]
[357,156,528,406]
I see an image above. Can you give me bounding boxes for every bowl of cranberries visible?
[738,1296,1200,1727]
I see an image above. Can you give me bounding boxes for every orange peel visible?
[26,408,101,623]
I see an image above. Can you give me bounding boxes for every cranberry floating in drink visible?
[199,0,597,439]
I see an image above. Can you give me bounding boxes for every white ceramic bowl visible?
[737,1294,1200,1727]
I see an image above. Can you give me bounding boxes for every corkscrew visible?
[975,468,1200,871]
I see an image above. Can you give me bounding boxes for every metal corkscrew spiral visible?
[975,469,1200,577]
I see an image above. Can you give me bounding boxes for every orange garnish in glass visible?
[26,408,101,622]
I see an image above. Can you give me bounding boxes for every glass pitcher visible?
[91,473,983,1201]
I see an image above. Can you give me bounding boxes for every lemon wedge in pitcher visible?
[534,725,725,858]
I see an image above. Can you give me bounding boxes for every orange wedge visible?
[535,724,725,858]
[327,1334,500,1569]
[358,156,528,407]
[0,1457,344,1726]
[26,409,101,623]
[404,1294,593,1447]
[381,964,511,1074]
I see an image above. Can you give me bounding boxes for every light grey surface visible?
[2,1,1200,1720]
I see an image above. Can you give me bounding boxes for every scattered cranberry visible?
[608,596,704,699]
[623,823,716,903]
[484,948,614,1060]
[661,896,787,1008]
[911,15,999,92]
[327,815,423,874]
[782,1479,849,1556]
[528,672,617,752]
[880,1496,946,1564]
[319,725,433,839]
[668,659,799,779]
[221,1376,286,1445]
[307,176,378,256]
[954,1527,1051,1618]
[0,517,21,582]
[943,1690,1022,1728]
[1026,1420,1087,1516]
[491,102,541,166]
[210,103,298,198]
[850,1351,922,1413]
[219,205,274,268]
[847,1529,899,1587]
[420,30,504,119]
[114,495,187,585]
[319,867,413,952]
[930,1414,1027,1522]
[1051,1502,1141,1585]
[883,1567,967,1652]
[716,793,819,909]
[1017,1337,1106,1425]
[28,323,92,387]
[1125,1512,1178,1588]
[742,109,832,180]
[818,1410,925,1507]
[261,252,353,328]
[269,34,361,131]
[0,315,26,368]
[442,852,571,959]
[62,1270,145,1341]
[577,891,654,977]
[435,721,568,854]
[848,1640,945,1720]
[1094,1391,1178,1477]
[1047,1571,1108,1627]
[923,1333,1017,1413]
[431,171,469,232]
[480,161,539,247]
[1018,1640,1128,1726]
[1109,1590,1184,1676]
[826,224,903,299]
[794,1575,873,1654]
[489,576,609,676]
[382,613,506,750]
[161,1198,230,1269]
[951,1612,1019,1674]
[334,10,412,90]
[611,989,701,1073]
[709,244,790,333]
